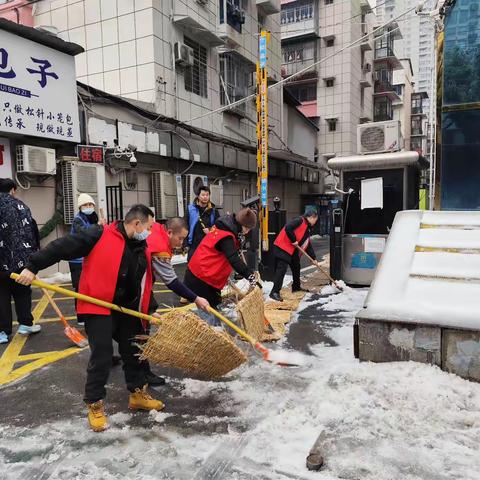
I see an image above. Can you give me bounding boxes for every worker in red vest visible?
[16,205,164,433]
[148,218,209,310]
[184,208,259,322]
[270,207,319,302]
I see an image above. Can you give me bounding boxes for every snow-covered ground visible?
[2,287,480,479]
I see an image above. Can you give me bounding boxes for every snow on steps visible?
[359,210,480,330]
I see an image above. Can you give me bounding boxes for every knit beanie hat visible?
[236,208,257,229]
[78,193,95,208]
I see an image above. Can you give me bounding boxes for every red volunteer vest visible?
[188,226,239,290]
[147,222,173,260]
[77,222,153,317]
[274,217,309,256]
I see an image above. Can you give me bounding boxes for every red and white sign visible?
[0,137,12,178]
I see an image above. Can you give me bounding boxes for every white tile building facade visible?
[33,0,284,151]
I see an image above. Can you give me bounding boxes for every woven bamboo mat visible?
[139,310,247,379]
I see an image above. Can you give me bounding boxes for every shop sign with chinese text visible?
[0,29,80,142]
[76,144,104,164]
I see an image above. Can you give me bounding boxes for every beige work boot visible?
[87,400,107,432]
[128,385,165,411]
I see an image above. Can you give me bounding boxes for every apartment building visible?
[280,0,376,161]
[376,0,435,109]
[32,0,283,151]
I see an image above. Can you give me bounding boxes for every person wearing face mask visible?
[15,204,165,432]
[184,208,260,324]
[69,193,105,324]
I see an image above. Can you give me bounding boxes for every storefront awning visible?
[327,150,428,171]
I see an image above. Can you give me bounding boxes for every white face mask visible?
[81,207,94,216]
[133,229,150,241]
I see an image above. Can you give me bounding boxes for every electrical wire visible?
[184,3,418,124]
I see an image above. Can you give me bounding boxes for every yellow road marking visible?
[0,348,82,385]
[13,316,77,325]
[0,292,83,386]
[415,246,480,254]
[153,289,171,293]
[17,351,69,361]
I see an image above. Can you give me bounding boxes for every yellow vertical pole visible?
[257,30,270,252]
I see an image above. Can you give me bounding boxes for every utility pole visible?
[257,30,269,254]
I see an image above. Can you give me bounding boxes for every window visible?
[325,0,333,4]
[411,117,423,135]
[325,78,335,87]
[219,53,253,115]
[325,38,335,47]
[374,97,393,121]
[374,33,394,59]
[220,0,246,33]
[286,83,317,102]
[184,37,208,98]
[326,118,337,132]
[411,96,423,114]
[281,1,314,24]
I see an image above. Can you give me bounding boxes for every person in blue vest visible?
[184,186,220,261]
[69,193,105,322]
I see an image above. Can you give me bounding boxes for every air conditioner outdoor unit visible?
[357,120,402,155]
[62,161,107,224]
[183,174,208,207]
[372,71,379,81]
[210,182,224,207]
[151,171,180,220]
[362,63,371,72]
[16,145,56,175]
[174,42,194,67]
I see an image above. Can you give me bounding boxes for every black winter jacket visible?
[0,193,39,273]
[26,223,157,312]
[214,214,253,279]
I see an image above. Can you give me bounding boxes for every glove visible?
[247,273,257,288]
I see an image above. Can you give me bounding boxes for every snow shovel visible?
[207,307,304,367]
[295,244,344,292]
[41,287,88,348]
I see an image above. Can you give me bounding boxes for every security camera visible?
[129,153,137,168]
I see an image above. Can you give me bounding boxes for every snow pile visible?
[2,284,480,479]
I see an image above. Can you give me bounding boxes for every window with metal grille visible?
[325,0,333,5]
[219,53,253,114]
[286,83,317,102]
[326,118,337,132]
[184,36,208,98]
[325,37,334,47]
[325,78,335,87]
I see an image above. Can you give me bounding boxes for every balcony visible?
[374,80,401,102]
[281,2,318,40]
[374,47,402,70]
[281,40,317,80]
[411,106,427,116]
[256,0,280,15]
[411,128,426,137]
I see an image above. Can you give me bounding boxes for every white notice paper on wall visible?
[361,177,383,210]
[364,237,386,253]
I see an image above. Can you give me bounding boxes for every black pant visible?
[0,275,33,335]
[271,250,301,295]
[184,268,222,309]
[69,262,82,291]
[82,312,147,403]
[69,262,83,321]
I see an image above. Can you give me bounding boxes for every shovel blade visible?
[64,326,88,348]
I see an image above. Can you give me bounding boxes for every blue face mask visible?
[81,208,94,216]
[133,229,150,241]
